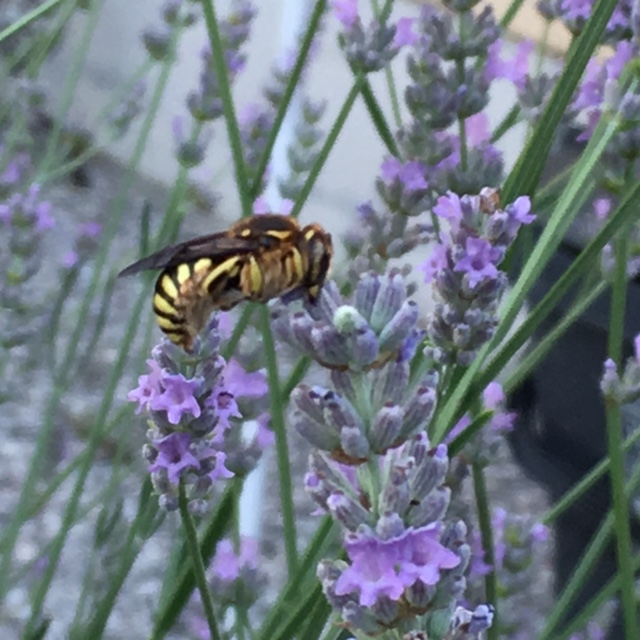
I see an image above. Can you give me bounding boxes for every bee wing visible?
[118,233,260,277]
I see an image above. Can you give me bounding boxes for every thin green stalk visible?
[37,0,105,179]
[290,76,365,219]
[179,483,222,640]
[151,483,237,639]
[543,427,640,525]
[502,0,618,201]
[281,356,312,401]
[222,305,256,360]
[472,462,498,640]
[257,517,335,640]
[0,29,179,603]
[500,0,526,28]
[259,306,297,575]
[503,281,607,394]
[249,0,328,198]
[26,0,80,77]
[539,512,614,638]
[79,488,160,638]
[370,0,402,129]
[200,0,250,216]
[604,232,638,639]
[0,0,65,44]
[539,460,640,638]
[357,79,400,157]
[558,551,640,638]
[22,279,154,636]
[43,59,155,183]
[490,105,521,144]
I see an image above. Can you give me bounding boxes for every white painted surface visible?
[42,0,529,238]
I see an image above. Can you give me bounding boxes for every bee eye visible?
[259,236,277,248]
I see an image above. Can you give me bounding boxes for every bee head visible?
[301,224,333,301]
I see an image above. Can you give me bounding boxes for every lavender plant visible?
[1,0,640,639]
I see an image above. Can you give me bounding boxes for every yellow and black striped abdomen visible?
[152,255,245,351]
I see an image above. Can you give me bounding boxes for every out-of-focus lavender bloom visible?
[405,5,498,130]
[0,184,55,348]
[172,115,212,168]
[468,509,550,638]
[0,151,30,195]
[421,188,535,365]
[537,0,632,44]
[129,317,270,512]
[108,80,147,139]
[252,195,294,216]
[333,0,403,73]
[391,3,505,198]
[573,41,637,141]
[207,536,268,609]
[376,156,431,217]
[238,102,275,181]
[189,536,268,637]
[568,620,607,640]
[485,39,534,90]
[187,4,256,122]
[279,98,326,201]
[446,381,516,468]
[60,220,102,270]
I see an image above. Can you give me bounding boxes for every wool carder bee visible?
[119,214,333,351]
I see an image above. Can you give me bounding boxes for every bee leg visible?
[280,286,307,305]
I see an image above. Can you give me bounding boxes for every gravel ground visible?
[0,148,554,639]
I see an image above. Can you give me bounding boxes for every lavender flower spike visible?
[422,188,534,365]
[129,317,240,513]
[314,434,487,634]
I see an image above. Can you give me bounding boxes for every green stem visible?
[222,305,256,360]
[0,35,178,607]
[37,0,104,179]
[291,76,365,219]
[179,483,222,640]
[257,517,335,640]
[370,0,401,129]
[543,428,640,525]
[259,306,298,575]
[0,0,65,44]
[604,231,638,639]
[200,0,250,216]
[249,0,328,199]
[540,460,640,638]
[472,462,498,639]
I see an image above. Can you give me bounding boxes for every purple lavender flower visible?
[129,318,272,512]
[314,434,489,634]
[109,80,146,139]
[187,4,256,122]
[0,183,55,348]
[334,1,402,73]
[421,188,535,365]
[207,536,267,608]
[538,0,632,43]
[468,509,550,638]
[334,523,460,606]
[376,156,431,217]
[272,271,422,373]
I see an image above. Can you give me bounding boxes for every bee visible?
[118,214,333,352]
